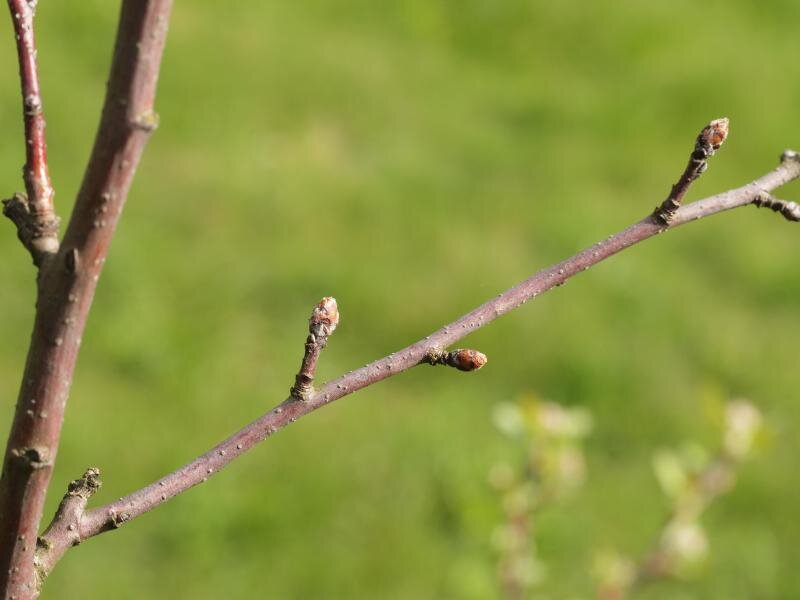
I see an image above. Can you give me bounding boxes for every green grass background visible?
[1,1,799,598]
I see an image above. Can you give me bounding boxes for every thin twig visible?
[654,118,729,224]
[0,2,173,597]
[290,297,340,400]
[55,147,799,560]
[3,0,59,265]
[753,191,800,222]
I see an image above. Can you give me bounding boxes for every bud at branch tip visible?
[701,117,729,153]
[309,296,339,339]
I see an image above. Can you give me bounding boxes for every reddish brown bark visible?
[0,1,173,598]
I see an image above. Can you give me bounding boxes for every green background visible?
[1,1,798,598]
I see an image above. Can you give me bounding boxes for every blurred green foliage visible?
[1,1,798,598]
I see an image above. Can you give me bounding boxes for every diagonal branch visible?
[0,1,173,598]
[3,0,59,266]
[37,142,797,569]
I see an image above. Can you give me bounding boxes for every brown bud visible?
[309,296,339,338]
[701,117,729,151]
[446,349,488,372]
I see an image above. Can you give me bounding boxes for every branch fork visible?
[1,1,175,597]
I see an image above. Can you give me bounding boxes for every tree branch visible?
[0,2,173,598]
[3,0,59,266]
[653,117,729,224]
[46,142,797,565]
[290,297,340,401]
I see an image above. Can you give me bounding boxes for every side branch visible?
[62,148,799,558]
[290,297,340,401]
[654,118,729,224]
[5,0,59,265]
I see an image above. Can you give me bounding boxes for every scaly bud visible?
[699,117,729,153]
[446,348,488,372]
[423,347,488,372]
[309,296,339,339]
